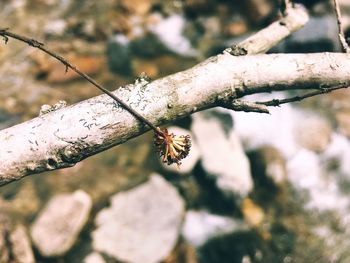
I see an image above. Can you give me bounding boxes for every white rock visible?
[160,126,200,174]
[31,190,92,257]
[92,174,185,263]
[322,132,350,177]
[44,19,67,36]
[232,94,332,157]
[148,14,198,57]
[84,252,106,263]
[182,210,243,247]
[191,111,253,198]
[287,149,348,211]
[231,95,299,158]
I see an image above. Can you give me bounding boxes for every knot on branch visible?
[220,98,270,114]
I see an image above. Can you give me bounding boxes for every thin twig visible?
[280,0,292,16]
[0,28,163,135]
[255,84,348,107]
[333,0,350,53]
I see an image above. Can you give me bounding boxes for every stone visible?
[8,225,35,263]
[92,174,185,263]
[31,190,92,257]
[160,126,200,174]
[148,14,198,57]
[295,113,332,153]
[0,224,9,263]
[47,55,104,83]
[241,198,265,228]
[323,133,350,177]
[44,19,67,36]
[239,0,275,25]
[182,210,243,247]
[191,111,253,198]
[120,0,156,15]
[31,51,104,83]
[231,101,299,158]
[164,241,198,263]
[336,110,350,139]
[232,99,333,158]
[107,34,132,75]
[248,146,288,187]
[0,108,20,130]
[287,149,349,211]
[84,252,106,263]
[0,214,35,263]
[272,16,341,53]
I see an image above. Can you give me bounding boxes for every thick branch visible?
[0,4,311,185]
[1,52,350,184]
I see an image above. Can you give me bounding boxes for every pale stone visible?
[295,113,332,152]
[191,111,253,198]
[182,210,243,247]
[84,252,106,263]
[31,190,92,257]
[92,174,185,263]
[9,225,35,263]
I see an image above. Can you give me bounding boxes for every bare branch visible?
[0,4,313,185]
[255,84,348,107]
[226,4,308,55]
[1,52,350,185]
[0,29,161,134]
[333,0,350,53]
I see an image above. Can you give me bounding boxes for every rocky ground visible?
[1,0,350,262]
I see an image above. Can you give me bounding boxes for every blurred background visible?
[1,0,350,262]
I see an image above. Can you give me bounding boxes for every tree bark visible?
[1,51,349,185]
[4,4,344,186]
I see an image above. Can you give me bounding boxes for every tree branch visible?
[333,0,350,53]
[2,52,350,185]
[0,4,318,185]
[226,4,308,55]
[255,84,349,106]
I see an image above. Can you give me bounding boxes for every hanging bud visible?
[154,128,191,167]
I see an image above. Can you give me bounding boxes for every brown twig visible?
[333,0,350,53]
[0,28,163,135]
[255,84,348,107]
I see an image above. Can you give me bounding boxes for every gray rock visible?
[160,126,200,174]
[31,190,92,257]
[92,174,185,263]
[107,34,132,75]
[191,111,253,198]
[248,146,287,186]
[272,16,341,53]
[182,210,243,247]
